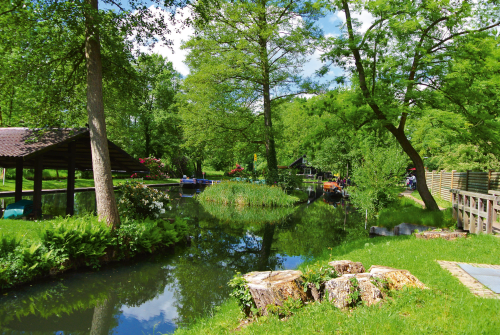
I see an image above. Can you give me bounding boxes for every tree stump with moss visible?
[324,273,383,308]
[369,265,427,290]
[328,260,365,275]
[243,270,307,315]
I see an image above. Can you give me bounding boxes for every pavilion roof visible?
[0,128,147,172]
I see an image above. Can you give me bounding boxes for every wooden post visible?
[15,158,23,202]
[469,196,475,234]
[457,193,463,229]
[452,192,457,220]
[466,170,470,191]
[486,199,493,234]
[488,169,493,192]
[464,195,470,232]
[476,198,483,234]
[66,141,76,216]
[439,170,443,198]
[431,171,435,195]
[33,156,43,219]
[451,170,455,190]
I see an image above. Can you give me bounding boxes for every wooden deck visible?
[0,183,180,198]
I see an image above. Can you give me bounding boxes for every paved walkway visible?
[437,261,500,299]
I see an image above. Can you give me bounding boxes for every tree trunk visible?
[196,159,202,178]
[258,1,278,184]
[90,293,116,335]
[244,270,307,315]
[388,128,439,211]
[341,0,439,211]
[85,0,120,228]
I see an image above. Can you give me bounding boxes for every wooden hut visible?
[0,128,147,217]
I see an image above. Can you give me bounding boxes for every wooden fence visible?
[424,170,500,202]
[450,189,497,234]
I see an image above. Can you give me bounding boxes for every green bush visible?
[116,181,170,219]
[41,216,112,269]
[277,169,302,191]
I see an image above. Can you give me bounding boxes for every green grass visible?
[410,191,452,209]
[0,219,52,242]
[0,178,179,192]
[174,234,500,334]
[377,197,455,229]
[197,181,298,207]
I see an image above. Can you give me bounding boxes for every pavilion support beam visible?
[33,156,43,219]
[15,158,23,202]
[66,142,76,216]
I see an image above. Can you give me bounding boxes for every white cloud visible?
[336,7,374,33]
[121,284,179,322]
[133,6,194,76]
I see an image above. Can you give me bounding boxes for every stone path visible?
[437,261,500,298]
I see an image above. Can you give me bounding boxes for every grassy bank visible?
[197,182,299,207]
[174,234,500,334]
[0,215,188,289]
[410,191,452,209]
[0,178,180,193]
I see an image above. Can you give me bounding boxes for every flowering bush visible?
[116,181,170,219]
[136,157,169,180]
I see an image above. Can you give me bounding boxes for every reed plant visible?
[197,181,298,207]
[200,201,296,224]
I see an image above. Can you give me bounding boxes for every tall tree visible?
[322,0,500,210]
[183,0,323,182]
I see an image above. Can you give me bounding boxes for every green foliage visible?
[267,297,304,318]
[349,139,408,216]
[116,181,170,219]
[301,264,338,292]
[116,218,164,256]
[200,201,296,224]
[41,216,112,269]
[277,169,302,191]
[377,203,455,230]
[347,277,362,308]
[197,182,298,207]
[228,272,254,316]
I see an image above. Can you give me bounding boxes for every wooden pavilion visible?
[0,128,148,217]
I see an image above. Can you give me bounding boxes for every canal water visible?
[0,185,367,334]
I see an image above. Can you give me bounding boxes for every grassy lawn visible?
[410,191,452,209]
[175,234,500,335]
[0,178,180,192]
[0,219,52,242]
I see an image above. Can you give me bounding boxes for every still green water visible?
[0,185,367,334]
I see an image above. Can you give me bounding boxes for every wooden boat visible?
[323,181,343,197]
[180,178,221,187]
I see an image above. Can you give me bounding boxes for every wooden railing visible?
[450,189,498,234]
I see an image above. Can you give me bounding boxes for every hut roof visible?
[0,128,147,172]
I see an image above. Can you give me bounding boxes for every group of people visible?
[333,176,350,188]
[406,174,417,190]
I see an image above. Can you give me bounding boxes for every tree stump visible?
[369,265,427,290]
[328,260,365,275]
[243,270,307,315]
[324,273,382,308]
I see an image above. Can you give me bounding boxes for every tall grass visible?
[200,201,296,224]
[197,182,298,207]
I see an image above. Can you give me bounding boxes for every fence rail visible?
[425,170,500,202]
[450,189,498,234]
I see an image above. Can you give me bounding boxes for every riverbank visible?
[0,178,180,193]
[174,234,500,334]
[0,215,188,290]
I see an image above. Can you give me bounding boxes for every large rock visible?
[324,273,382,309]
[243,270,307,315]
[328,260,365,275]
[369,265,427,290]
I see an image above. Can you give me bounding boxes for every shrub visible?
[277,169,302,191]
[138,157,169,180]
[41,216,112,269]
[377,200,455,229]
[116,181,170,219]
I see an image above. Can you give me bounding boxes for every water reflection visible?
[0,185,367,334]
